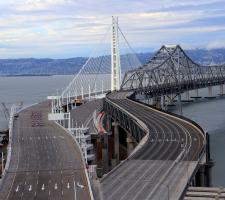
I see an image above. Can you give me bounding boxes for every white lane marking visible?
[77,182,84,189]
[41,184,45,190]
[30,137,32,140]
[166,138,169,142]
[59,136,65,139]
[28,185,32,191]
[67,182,70,189]
[38,137,40,140]
[53,136,56,139]
[54,183,58,190]
[49,190,51,196]
[15,186,19,192]
[46,136,48,139]
[74,181,77,200]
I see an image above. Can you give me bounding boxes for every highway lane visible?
[0,101,91,200]
[70,99,102,126]
[101,91,205,200]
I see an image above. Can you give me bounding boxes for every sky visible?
[0,0,225,58]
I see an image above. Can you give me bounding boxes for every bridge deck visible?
[0,101,91,200]
[70,99,103,132]
[184,187,225,199]
[100,91,205,200]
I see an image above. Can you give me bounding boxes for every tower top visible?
[111,16,121,91]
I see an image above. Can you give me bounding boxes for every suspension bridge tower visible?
[111,16,121,91]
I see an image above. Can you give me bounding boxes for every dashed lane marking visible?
[41,184,45,191]
[15,186,19,192]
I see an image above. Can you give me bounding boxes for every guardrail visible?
[2,104,17,177]
[54,121,94,200]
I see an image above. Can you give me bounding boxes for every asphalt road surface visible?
[0,101,91,200]
[100,91,205,200]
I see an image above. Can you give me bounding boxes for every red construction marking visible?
[97,112,106,135]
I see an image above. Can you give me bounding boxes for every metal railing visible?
[2,104,17,177]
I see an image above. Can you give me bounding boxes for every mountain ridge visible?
[0,48,225,76]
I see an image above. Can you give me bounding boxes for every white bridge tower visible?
[111,16,121,91]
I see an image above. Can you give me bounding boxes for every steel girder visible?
[103,99,146,142]
[121,45,225,96]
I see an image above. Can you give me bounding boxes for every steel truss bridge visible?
[99,44,225,200]
[121,45,225,97]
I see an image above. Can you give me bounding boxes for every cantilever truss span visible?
[121,45,225,96]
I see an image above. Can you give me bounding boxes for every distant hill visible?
[0,48,225,76]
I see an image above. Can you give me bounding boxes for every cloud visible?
[0,0,224,58]
[207,40,225,49]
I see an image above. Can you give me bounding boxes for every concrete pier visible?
[191,89,202,99]
[126,134,135,155]
[102,133,109,173]
[205,86,216,99]
[219,84,224,95]
[177,93,183,115]
[112,122,120,164]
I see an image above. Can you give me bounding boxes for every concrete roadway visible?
[0,101,91,200]
[70,99,103,132]
[100,91,205,200]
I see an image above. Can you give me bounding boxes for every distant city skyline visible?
[0,0,225,58]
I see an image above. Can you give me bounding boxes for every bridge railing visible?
[2,104,17,177]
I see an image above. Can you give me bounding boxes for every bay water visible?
[0,75,225,186]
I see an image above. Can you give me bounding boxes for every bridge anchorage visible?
[47,17,225,200]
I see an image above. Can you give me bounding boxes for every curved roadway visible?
[0,101,91,200]
[101,91,205,200]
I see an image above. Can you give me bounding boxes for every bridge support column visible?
[161,95,167,110]
[152,96,161,109]
[185,91,190,101]
[164,96,168,110]
[220,84,224,95]
[199,165,206,187]
[126,134,135,155]
[112,122,120,165]
[106,114,111,132]
[195,89,199,98]
[177,94,183,115]
[208,86,212,97]
[102,133,109,173]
